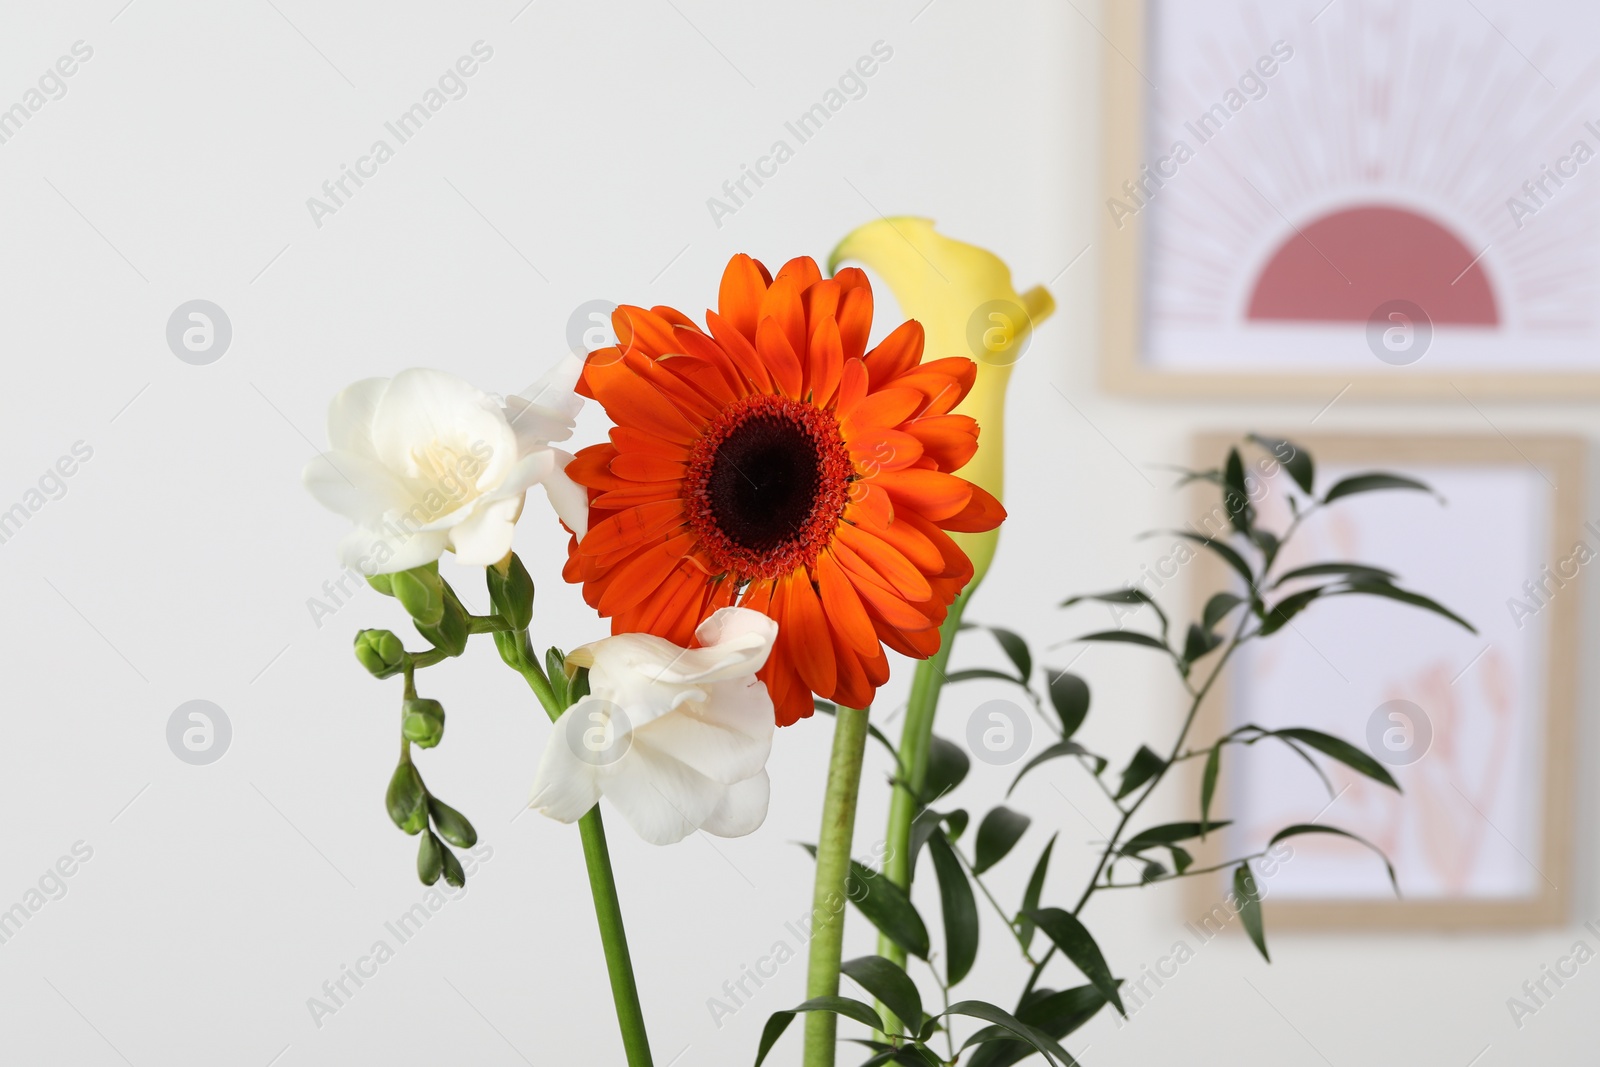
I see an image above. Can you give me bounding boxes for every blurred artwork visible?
[1117,0,1600,384]
[1201,442,1582,921]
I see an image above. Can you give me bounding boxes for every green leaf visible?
[908,808,967,871]
[798,845,931,959]
[1336,581,1476,634]
[1046,671,1090,738]
[1248,434,1314,494]
[753,997,886,1067]
[923,735,971,805]
[1061,588,1170,640]
[1234,864,1268,962]
[1202,592,1245,631]
[849,860,932,960]
[1015,834,1057,952]
[841,956,923,1035]
[946,668,1029,686]
[974,807,1031,874]
[814,700,901,766]
[1008,740,1100,797]
[1323,471,1435,504]
[1023,909,1125,1016]
[1115,745,1166,800]
[943,1001,1078,1067]
[968,984,1108,1067]
[1076,630,1169,652]
[926,833,980,986]
[1182,623,1223,664]
[1223,447,1253,534]
[1269,824,1399,894]
[1201,745,1222,833]
[1150,530,1257,590]
[1257,586,1327,636]
[987,626,1033,682]
[1274,728,1400,791]
[1120,820,1232,854]
[1271,562,1396,588]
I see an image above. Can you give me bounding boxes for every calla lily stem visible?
[802,703,871,1067]
[874,593,967,1033]
[513,646,655,1067]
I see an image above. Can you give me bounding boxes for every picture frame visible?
[1182,432,1583,929]
[1100,1,1600,398]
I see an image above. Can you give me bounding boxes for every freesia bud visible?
[417,590,469,657]
[440,844,466,888]
[487,552,535,630]
[428,798,478,848]
[366,573,395,596]
[417,830,444,885]
[354,629,405,677]
[401,698,446,749]
[386,761,429,835]
[829,218,1054,593]
[391,563,445,626]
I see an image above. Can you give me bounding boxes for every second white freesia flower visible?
[529,608,779,845]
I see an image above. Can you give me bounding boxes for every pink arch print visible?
[1247,205,1499,326]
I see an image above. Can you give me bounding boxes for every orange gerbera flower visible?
[562,254,1005,726]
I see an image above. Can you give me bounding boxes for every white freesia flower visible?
[530,608,779,845]
[303,359,590,575]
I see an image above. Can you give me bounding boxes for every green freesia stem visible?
[512,647,654,1067]
[875,593,968,1029]
[576,806,654,1067]
[802,703,871,1067]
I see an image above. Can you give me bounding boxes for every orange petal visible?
[612,305,682,360]
[939,482,1007,533]
[807,316,844,407]
[862,320,925,388]
[844,386,924,434]
[756,316,805,400]
[835,523,933,602]
[610,452,687,482]
[906,415,979,472]
[836,280,874,362]
[775,256,823,291]
[583,358,701,444]
[783,571,836,697]
[833,358,869,418]
[580,499,686,558]
[591,482,682,509]
[849,428,923,474]
[759,276,809,371]
[610,426,689,461]
[718,253,769,342]
[803,278,841,335]
[598,533,696,616]
[874,468,974,521]
[707,309,772,393]
[816,550,882,658]
[844,481,894,529]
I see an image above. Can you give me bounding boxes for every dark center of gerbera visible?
[686,394,853,580]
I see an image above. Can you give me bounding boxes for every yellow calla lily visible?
[828,218,1054,591]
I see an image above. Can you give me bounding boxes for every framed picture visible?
[1185,433,1583,928]
[1101,1,1600,398]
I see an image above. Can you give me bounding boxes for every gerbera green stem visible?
[512,648,654,1067]
[802,703,871,1067]
[875,593,967,1031]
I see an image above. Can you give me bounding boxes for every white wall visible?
[0,1,1593,1064]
